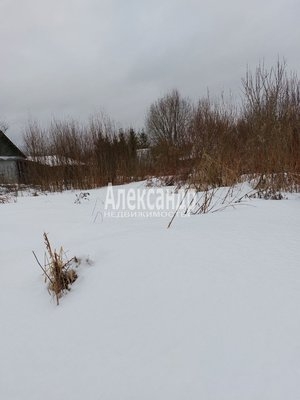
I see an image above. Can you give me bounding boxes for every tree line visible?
[23,60,300,191]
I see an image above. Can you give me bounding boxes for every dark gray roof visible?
[0,131,26,159]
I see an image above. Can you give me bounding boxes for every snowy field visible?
[1,182,300,400]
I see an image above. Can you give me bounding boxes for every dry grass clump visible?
[33,233,78,305]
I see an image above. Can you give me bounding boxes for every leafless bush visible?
[153,62,300,192]
[240,59,300,176]
[23,115,152,191]
[249,172,300,199]
[20,60,300,194]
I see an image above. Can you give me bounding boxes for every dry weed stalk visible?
[33,233,78,305]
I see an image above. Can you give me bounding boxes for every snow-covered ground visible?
[1,182,300,400]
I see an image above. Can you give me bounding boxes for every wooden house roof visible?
[0,130,26,159]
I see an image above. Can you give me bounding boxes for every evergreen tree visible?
[138,130,150,149]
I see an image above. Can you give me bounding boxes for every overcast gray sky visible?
[1,0,300,142]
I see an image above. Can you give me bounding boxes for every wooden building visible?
[0,130,27,183]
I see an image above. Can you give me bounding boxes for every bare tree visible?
[242,59,300,121]
[23,120,49,158]
[146,89,192,146]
